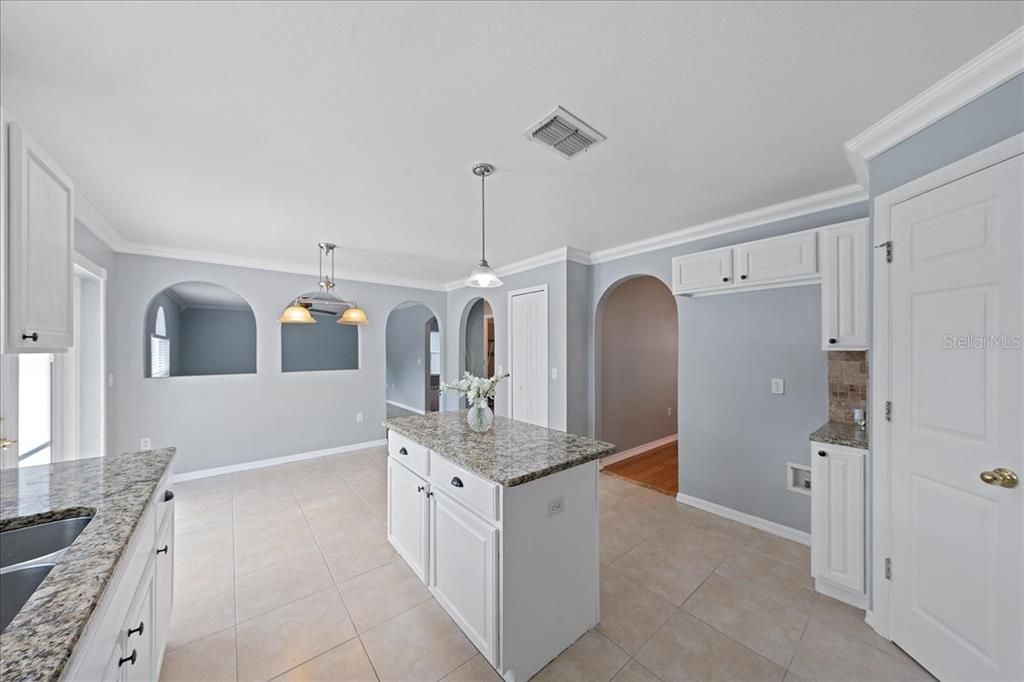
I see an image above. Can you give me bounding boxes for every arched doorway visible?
[385,302,440,418]
[596,275,679,494]
[460,297,496,409]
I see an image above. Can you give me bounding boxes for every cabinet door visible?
[7,122,74,351]
[100,640,126,682]
[820,220,869,350]
[153,508,174,670]
[387,457,429,582]
[121,559,157,682]
[733,230,817,285]
[811,443,865,593]
[429,491,498,665]
[671,248,733,294]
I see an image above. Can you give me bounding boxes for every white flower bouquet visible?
[439,371,509,431]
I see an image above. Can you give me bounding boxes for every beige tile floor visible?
[160,447,932,682]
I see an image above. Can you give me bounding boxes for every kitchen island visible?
[0,450,175,682]
[383,411,615,682]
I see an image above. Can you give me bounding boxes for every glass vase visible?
[466,401,494,432]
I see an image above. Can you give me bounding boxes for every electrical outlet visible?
[356,412,364,423]
[551,368,558,380]
[771,378,785,394]
[547,495,565,517]
[140,438,151,450]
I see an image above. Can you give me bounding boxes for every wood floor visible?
[603,441,678,495]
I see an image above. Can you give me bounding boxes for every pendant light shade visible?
[279,302,316,324]
[338,305,369,325]
[466,163,503,289]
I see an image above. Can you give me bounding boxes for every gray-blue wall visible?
[281,310,359,373]
[180,307,258,376]
[143,291,182,377]
[464,299,487,377]
[385,303,436,412]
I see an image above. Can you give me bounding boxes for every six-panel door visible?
[387,456,429,581]
[429,490,498,665]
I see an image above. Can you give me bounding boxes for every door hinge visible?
[884,401,892,422]
[876,240,893,263]
[884,557,892,580]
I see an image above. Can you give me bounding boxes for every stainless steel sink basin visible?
[0,516,91,569]
[0,564,54,631]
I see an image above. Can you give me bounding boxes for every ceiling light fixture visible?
[465,163,503,289]
[279,242,369,325]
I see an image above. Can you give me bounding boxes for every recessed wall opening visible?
[596,275,679,495]
[460,297,496,410]
[385,301,440,418]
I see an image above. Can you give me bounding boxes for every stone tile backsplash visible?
[828,351,868,424]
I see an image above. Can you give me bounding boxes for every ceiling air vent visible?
[525,106,606,159]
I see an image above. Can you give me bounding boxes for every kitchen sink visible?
[0,564,55,631]
[0,516,92,569]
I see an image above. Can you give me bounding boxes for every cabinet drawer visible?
[388,431,429,477]
[429,454,499,524]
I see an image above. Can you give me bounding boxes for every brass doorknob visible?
[980,468,1019,488]
[0,438,15,451]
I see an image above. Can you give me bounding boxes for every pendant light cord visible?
[480,171,486,263]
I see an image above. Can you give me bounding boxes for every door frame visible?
[868,132,1024,639]
[72,252,108,458]
[506,284,549,427]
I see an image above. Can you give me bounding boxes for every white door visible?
[509,287,548,427]
[387,457,429,581]
[889,154,1022,681]
[671,248,733,293]
[820,220,869,350]
[810,443,865,593]
[733,230,817,285]
[7,122,75,352]
[429,490,498,665]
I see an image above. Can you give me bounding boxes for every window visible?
[151,305,169,378]
[429,330,441,375]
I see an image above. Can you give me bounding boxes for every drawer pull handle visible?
[828,338,837,345]
[128,621,144,638]
[399,447,408,455]
[818,450,828,457]
[22,332,39,342]
[722,277,730,282]
[156,545,169,555]
[740,274,747,280]
[118,650,137,667]
[164,490,175,502]
[450,477,464,488]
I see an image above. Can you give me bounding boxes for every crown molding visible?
[844,27,1024,186]
[75,192,128,250]
[587,183,866,265]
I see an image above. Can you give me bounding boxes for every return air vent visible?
[525,106,606,159]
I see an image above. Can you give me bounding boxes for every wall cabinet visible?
[810,441,866,607]
[3,118,75,352]
[820,219,869,350]
[672,232,818,296]
[66,474,175,681]
[671,247,733,293]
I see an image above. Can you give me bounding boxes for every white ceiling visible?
[2,2,1020,287]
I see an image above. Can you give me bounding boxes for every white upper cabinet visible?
[733,231,817,285]
[5,120,75,352]
[819,219,869,350]
[671,247,733,293]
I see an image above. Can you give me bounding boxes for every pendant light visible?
[279,242,370,325]
[465,163,503,288]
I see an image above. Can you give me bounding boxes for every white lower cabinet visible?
[387,456,430,582]
[810,441,866,607]
[429,489,498,663]
[67,473,175,681]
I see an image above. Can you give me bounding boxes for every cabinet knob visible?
[164,490,175,502]
[818,450,828,457]
[426,491,434,498]
[398,447,408,456]
[156,545,169,555]
[450,477,464,488]
[128,621,144,638]
[21,332,38,342]
[118,650,137,667]
[828,338,837,345]
[740,275,747,280]
[416,485,425,493]
[722,277,730,282]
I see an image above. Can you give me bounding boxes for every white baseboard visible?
[172,439,388,483]
[814,578,869,610]
[600,434,677,469]
[386,399,426,415]
[675,492,810,546]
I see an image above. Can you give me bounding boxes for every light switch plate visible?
[547,495,565,517]
[356,412,364,423]
[140,438,152,450]
[771,378,785,394]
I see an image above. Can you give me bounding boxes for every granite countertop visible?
[383,411,615,486]
[810,421,868,450]
[0,449,175,682]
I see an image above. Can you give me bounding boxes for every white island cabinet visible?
[385,414,615,682]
